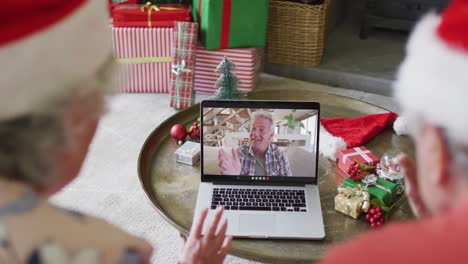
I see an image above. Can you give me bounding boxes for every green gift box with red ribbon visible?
[192,0,268,50]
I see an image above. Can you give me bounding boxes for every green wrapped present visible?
[343,176,398,205]
[192,0,268,49]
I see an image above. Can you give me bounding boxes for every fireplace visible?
[359,0,449,39]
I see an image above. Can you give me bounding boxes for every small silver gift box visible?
[175,141,200,166]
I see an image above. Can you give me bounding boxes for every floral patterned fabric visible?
[0,209,144,264]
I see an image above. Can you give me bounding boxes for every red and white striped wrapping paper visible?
[194,47,262,94]
[112,27,174,93]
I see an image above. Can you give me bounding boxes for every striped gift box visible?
[112,27,174,93]
[194,47,262,94]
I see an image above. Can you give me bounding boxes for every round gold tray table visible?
[138,90,414,264]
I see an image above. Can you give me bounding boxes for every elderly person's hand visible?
[178,207,232,264]
[218,148,241,175]
[399,154,431,218]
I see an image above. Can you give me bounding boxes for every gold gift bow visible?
[116,57,172,64]
[141,2,187,28]
[338,185,370,213]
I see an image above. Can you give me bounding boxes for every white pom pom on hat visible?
[393,116,409,136]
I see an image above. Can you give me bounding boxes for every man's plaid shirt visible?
[237,144,293,176]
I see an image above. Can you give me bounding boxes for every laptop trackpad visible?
[239,214,276,234]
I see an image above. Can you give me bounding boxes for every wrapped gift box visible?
[175,141,200,165]
[170,22,198,109]
[192,0,269,49]
[343,177,398,205]
[194,47,262,94]
[112,27,174,93]
[337,146,380,177]
[109,0,137,14]
[335,186,369,219]
[113,4,191,28]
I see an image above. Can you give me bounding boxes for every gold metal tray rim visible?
[137,90,410,263]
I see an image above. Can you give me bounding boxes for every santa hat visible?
[394,0,468,145]
[319,113,398,160]
[0,1,112,121]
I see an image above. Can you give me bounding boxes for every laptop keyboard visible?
[211,187,307,212]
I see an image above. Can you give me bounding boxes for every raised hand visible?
[178,207,232,264]
[218,148,241,175]
[399,154,430,218]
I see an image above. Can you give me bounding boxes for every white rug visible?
[50,93,259,264]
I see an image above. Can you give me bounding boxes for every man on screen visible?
[218,111,293,176]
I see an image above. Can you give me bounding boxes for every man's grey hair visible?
[0,56,116,189]
[251,111,275,133]
[0,91,103,189]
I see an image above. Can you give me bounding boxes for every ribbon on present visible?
[342,147,374,165]
[171,60,192,76]
[219,0,232,49]
[337,185,370,213]
[116,56,172,64]
[362,174,392,195]
[172,59,193,109]
[141,2,186,27]
[196,0,203,41]
[197,0,232,49]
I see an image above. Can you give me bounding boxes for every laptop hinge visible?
[212,181,307,187]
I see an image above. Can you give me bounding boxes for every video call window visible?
[202,107,318,177]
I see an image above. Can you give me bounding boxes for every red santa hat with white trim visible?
[393,0,468,146]
[0,0,112,121]
[319,112,398,160]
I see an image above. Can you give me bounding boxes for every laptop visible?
[194,100,325,239]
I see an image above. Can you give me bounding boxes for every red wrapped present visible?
[109,0,137,15]
[112,3,191,28]
[337,146,380,177]
[170,22,198,109]
[194,47,262,94]
[112,27,174,93]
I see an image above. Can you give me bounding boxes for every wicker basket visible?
[267,0,330,66]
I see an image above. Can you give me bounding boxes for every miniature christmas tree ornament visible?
[214,56,244,100]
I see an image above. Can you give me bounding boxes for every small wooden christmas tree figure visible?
[214,56,244,100]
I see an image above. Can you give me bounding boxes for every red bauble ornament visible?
[188,122,200,139]
[170,124,188,141]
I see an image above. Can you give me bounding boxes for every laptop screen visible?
[200,100,320,185]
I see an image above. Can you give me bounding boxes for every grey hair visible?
[0,56,117,189]
[0,92,103,189]
[251,111,275,133]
